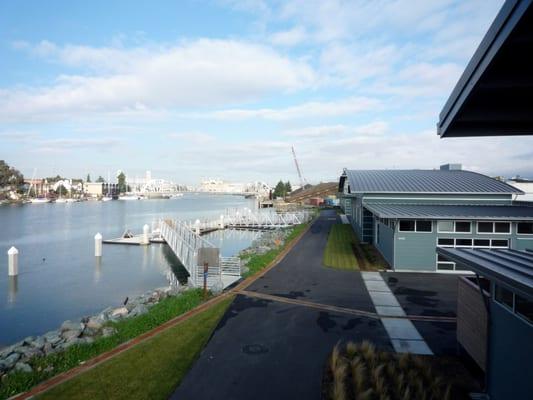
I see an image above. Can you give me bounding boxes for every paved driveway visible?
[171,210,390,400]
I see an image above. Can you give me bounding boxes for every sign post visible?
[197,247,220,298]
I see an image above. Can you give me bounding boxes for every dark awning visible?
[437,248,533,298]
[438,0,533,138]
[364,203,533,220]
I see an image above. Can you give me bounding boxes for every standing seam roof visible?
[344,169,523,194]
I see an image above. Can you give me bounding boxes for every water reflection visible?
[94,256,102,283]
[7,276,18,305]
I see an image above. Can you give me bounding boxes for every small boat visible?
[101,196,113,202]
[31,197,50,204]
[118,194,141,201]
[55,198,68,203]
[170,193,184,198]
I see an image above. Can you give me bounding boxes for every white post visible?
[219,215,224,229]
[7,246,18,276]
[95,233,102,257]
[195,219,200,235]
[142,224,150,245]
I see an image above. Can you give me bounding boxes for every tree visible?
[96,176,105,183]
[0,160,24,188]
[273,180,286,198]
[117,172,127,193]
[56,185,68,196]
[285,181,292,194]
[86,174,91,183]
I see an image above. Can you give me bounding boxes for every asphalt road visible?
[171,210,391,400]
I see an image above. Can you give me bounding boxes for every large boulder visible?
[60,320,84,332]
[61,329,82,341]
[85,316,104,331]
[110,307,129,318]
[0,352,20,369]
[129,304,148,318]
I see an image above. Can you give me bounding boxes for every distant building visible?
[507,178,533,201]
[339,164,533,272]
[85,182,103,197]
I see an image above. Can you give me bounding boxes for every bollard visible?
[195,219,201,235]
[7,246,18,276]
[142,224,150,245]
[219,215,224,229]
[95,233,102,257]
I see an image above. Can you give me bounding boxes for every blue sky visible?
[1,0,531,185]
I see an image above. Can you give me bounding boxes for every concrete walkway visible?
[361,272,432,355]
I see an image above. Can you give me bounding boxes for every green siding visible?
[488,297,533,400]
[394,223,437,271]
[375,222,394,266]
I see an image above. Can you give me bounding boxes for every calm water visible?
[0,194,258,345]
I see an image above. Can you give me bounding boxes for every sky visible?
[1,0,531,186]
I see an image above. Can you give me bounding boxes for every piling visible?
[142,224,150,245]
[95,233,102,257]
[195,219,201,235]
[7,246,18,276]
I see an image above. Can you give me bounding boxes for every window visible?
[491,239,509,248]
[437,221,453,232]
[416,220,432,232]
[399,220,415,231]
[474,239,490,247]
[515,295,533,324]
[495,285,514,309]
[455,221,471,232]
[437,221,471,233]
[437,238,454,247]
[517,222,533,235]
[436,255,455,270]
[456,238,472,247]
[495,222,511,233]
[478,222,493,233]
[477,221,511,234]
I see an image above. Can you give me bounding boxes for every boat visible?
[170,193,184,198]
[118,194,141,201]
[30,197,50,204]
[101,196,113,202]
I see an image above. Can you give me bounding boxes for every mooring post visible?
[7,246,18,276]
[142,224,150,245]
[195,219,201,235]
[94,233,102,257]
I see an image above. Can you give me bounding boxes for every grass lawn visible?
[38,296,233,400]
[0,289,207,400]
[242,223,308,278]
[323,224,359,270]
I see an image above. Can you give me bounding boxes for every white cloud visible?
[2,39,316,122]
[204,97,379,121]
[269,27,307,47]
[283,121,388,138]
[167,132,216,144]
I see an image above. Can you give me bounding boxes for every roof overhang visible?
[437,248,533,299]
[438,0,533,138]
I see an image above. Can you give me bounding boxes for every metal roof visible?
[438,0,533,137]
[343,169,522,194]
[437,248,533,298]
[364,203,533,220]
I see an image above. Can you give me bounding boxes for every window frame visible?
[494,284,533,326]
[476,221,511,235]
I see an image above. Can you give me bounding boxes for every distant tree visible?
[96,176,105,183]
[273,180,287,198]
[117,172,127,193]
[285,181,292,194]
[55,185,68,196]
[86,174,91,183]
[0,160,24,188]
[45,175,64,183]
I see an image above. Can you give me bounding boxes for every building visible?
[435,1,533,398]
[339,164,533,272]
[507,178,533,201]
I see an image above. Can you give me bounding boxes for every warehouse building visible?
[339,164,533,272]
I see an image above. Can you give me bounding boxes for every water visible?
[0,194,258,346]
